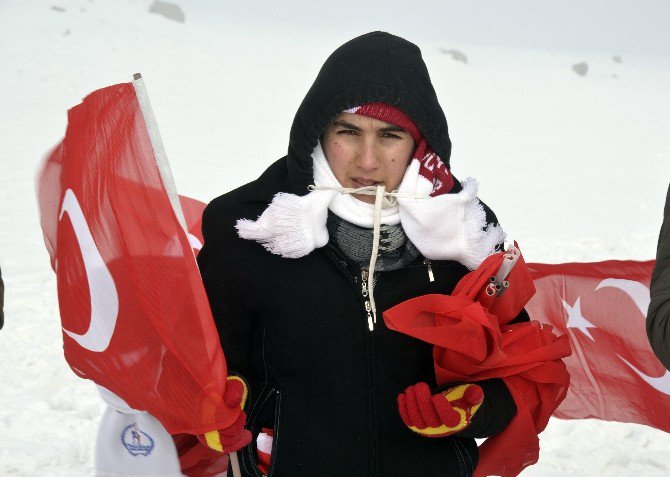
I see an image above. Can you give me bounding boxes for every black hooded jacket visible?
[198,32,522,477]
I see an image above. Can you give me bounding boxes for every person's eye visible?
[380,132,402,139]
[337,129,359,136]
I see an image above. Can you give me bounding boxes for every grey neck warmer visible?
[326,211,420,271]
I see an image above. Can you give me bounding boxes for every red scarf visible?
[383,247,571,477]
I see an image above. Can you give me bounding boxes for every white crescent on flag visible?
[594,278,670,394]
[596,278,650,316]
[59,189,119,352]
[618,355,670,395]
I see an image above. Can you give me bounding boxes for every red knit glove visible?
[197,376,252,453]
[398,382,484,438]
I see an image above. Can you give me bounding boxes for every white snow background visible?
[1,0,670,475]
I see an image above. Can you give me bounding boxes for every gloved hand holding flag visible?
[198,376,251,453]
[398,382,484,438]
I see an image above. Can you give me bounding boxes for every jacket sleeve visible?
[197,199,263,404]
[647,184,670,370]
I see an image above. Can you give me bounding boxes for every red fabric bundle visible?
[383,248,572,477]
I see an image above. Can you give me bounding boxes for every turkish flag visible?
[527,260,670,431]
[36,81,239,437]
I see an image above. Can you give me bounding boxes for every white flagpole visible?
[131,73,188,232]
[229,452,242,477]
[131,73,243,477]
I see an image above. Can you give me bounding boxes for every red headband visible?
[345,103,422,144]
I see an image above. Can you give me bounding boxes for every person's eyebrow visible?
[331,120,361,131]
[332,120,407,134]
[378,125,406,133]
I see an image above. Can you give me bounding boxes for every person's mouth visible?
[352,177,383,188]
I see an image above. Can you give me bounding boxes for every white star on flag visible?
[562,297,597,340]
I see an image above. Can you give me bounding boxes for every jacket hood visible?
[286,31,452,195]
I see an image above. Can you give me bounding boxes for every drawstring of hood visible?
[309,184,428,327]
[369,185,385,325]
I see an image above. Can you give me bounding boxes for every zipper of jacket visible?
[423,258,435,282]
[361,268,377,476]
[361,269,374,331]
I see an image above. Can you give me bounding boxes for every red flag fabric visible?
[173,432,229,477]
[36,82,240,437]
[180,194,206,253]
[384,247,571,477]
[526,260,670,431]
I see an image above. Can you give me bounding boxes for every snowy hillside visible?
[1,1,669,475]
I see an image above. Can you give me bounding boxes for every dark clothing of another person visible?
[0,265,4,329]
[647,184,670,369]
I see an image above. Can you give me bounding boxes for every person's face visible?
[322,112,416,204]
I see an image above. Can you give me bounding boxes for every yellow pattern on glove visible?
[225,375,248,409]
[399,382,484,438]
[198,375,251,453]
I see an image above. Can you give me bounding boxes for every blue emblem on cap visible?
[121,423,155,456]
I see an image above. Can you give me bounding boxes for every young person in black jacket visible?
[647,184,670,370]
[197,31,527,477]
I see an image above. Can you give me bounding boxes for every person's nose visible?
[356,138,380,172]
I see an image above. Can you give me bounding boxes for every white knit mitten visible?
[397,166,505,269]
[236,189,336,258]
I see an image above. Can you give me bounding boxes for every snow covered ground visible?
[1,1,669,475]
